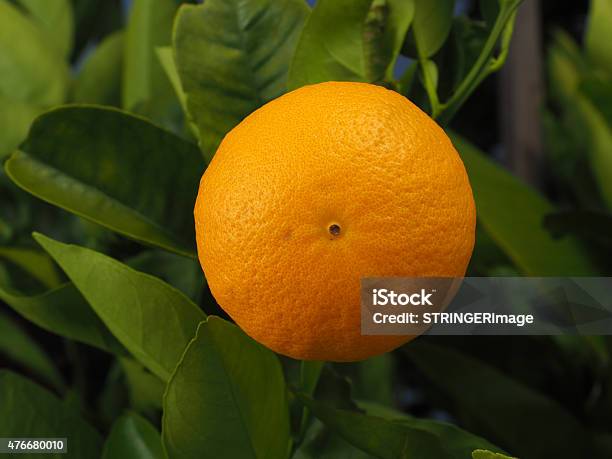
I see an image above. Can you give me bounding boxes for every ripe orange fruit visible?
[194,82,475,361]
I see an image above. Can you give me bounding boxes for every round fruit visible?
[194,81,476,361]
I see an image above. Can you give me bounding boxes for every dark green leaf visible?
[163,317,290,459]
[126,250,203,302]
[404,340,592,458]
[297,392,503,459]
[120,358,164,412]
[123,0,177,120]
[352,354,394,406]
[34,233,206,381]
[174,0,309,161]
[0,310,64,392]
[5,106,204,257]
[0,246,61,289]
[294,418,375,459]
[0,282,124,353]
[472,450,516,459]
[403,0,454,59]
[581,74,612,128]
[72,31,124,105]
[102,412,164,459]
[0,1,69,107]
[17,0,74,58]
[289,0,413,89]
[0,370,102,459]
[156,46,196,137]
[451,133,595,275]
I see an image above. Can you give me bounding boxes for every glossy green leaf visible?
[289,0,413,89]
[0,310,64,391]
[404,0,454,59]
[0,97,41,158]
[0,282,123,353]
[5,106,204,257]
[0,1,69,107]
[297,393,503,459]
[472,450,516,459]
[585,0,612,74]
[34,233,206,381]
[123,0,177,119]
[17,0,74,58]
[163,317,290,459]
[102,413,164,459]
[451,133,595,275]
[404,340,592,458]
[0,370,102,458]
[174,0,309,161]
[73,31,124,105]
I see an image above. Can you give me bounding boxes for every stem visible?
[436,0,522,125]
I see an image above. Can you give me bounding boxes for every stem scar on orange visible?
[194,82,476,361]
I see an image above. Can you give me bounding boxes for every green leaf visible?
[174,0,309,161]
[404,340,592,458]
[0,310,64,392]
[404,0,454,59]
[0,96,41,158]
[126,250,203,302]
[547,31,612,210]
[0,246,61,289]
[156,46,192,129]
[352,354,394,406]
[581,74,612,128]
[72,31,124,105]
[123,0,177,119]
[17,0,74,58]
[451,133,595,275]
[362,0,416,83]
[574,96,612,210]
[472,450,516,459]
[5,106,204,257]
[0,1,69,107]
[102,413,164,459]
[296,393,503,459]
[294,419,375,459]
[163,317,290,459]
[120,358,165,412]
[585,0,612,74]
[0,282,124,353]
[0,370,102,458]
[34,233,206,381]
[289,0,414,89]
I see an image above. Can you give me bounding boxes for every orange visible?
[194,82,475,361]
